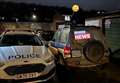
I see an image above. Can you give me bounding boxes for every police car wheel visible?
[0,80,13,83]
[7,80,13,83]
[49,73,59,83]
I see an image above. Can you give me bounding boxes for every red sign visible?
[75,33,91,40]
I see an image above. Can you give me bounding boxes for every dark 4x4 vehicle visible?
[49,25,110,68]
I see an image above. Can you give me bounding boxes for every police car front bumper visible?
[0,58,56,82]
[0,67,56,83]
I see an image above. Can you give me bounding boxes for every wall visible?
[105,17,120,51]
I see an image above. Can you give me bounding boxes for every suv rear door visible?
[70,26,91,58]
[69,26,109,63]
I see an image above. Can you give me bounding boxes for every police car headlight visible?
[45,56,54,63]
[0,62,5,67]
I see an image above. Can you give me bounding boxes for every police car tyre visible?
[51,74,60,83]
[0,80,13,83]
[83,40,104,63]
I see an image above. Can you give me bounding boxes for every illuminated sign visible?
[72,4,80,12]
[74,31,91,40]
[64,15,71,21]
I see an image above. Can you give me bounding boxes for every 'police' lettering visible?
[8,54,40,60]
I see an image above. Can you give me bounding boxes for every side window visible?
[52,31,61,42]
[59,28,70,44]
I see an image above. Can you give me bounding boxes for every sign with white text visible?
[74,31,91,40]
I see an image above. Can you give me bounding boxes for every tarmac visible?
[56,63,120,83]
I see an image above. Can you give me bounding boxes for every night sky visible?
[1,0,120,11]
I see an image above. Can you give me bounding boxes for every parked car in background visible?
[0,29,57,83]
[49,25,110,69]
[36,29,55,41]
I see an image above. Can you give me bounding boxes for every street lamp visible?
[72,4,80,12]
[16,18,19,22]
[2,17,5,20]
[32,14,37,20]
[71,4,80,25]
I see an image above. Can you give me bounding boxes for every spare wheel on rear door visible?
[83,40,104,63]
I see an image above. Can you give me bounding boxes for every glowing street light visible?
[32,14,37,20]
[72,4,80,12]
[16,18,19,22]
[2,17,5,20]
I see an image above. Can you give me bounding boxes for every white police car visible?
[0,29,56,83]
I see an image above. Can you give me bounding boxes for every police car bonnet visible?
[0,46,46,61]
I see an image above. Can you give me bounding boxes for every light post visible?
[71,4,80,26]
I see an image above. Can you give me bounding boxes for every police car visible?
[0,29,56,83]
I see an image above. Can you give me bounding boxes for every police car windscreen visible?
[1,35,43,46]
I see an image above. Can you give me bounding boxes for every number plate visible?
[14,72,39,79]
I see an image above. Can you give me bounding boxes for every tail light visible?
[64,46,71,55]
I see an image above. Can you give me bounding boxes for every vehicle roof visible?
[4,30,35,35]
